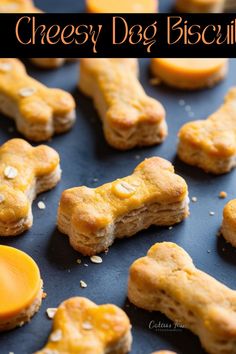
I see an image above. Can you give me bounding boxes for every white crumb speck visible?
[90,255,103,264]
[80,280,87,288]
[38,201,46,210]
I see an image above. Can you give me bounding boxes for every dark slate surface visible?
[0,1,236,353]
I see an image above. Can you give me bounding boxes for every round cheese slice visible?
[86,0,158,13]
[151,58,228,90]
[0,245,41,320]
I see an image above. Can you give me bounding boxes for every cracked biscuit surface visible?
[79,59,167,150]
[0,59,76,141]
[57,157,189,255]
[128,242,236,354]
[0,138,61,236]
[35,297,132,354]
[178,88,236,174]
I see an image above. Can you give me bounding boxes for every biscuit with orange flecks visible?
[79,58,167,150]
[178,88,236,174]
[35,297,132,354]
[0,138,61,236]
[0,59,76,141]
[0,245,43,331]
[128,242,236,354]
[57,157,189,255]
[151,59,228,90]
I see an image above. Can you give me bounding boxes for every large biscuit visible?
[0,245,43,331]
[175,0,225,12]
[0,138,61,236]
[128,242,236,354]
[35,297,132,354]
[79,59,167,150]
[0,59,76,141]
[221,199,236,247]
[178,88,236,174]
[57,157,189,255]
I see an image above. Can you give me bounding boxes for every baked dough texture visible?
[0,245,43,331]
[0,138,61,236]
[79,58,167,150]
[0,0,41,12]
[35,297,132,354]
[222,199,236,247]
[0,59,76,141]
[86,0,158,13]
[178,88,236,174]
[176,0,225,12]
[151,59,228,90]
[128,242,236,354]
[31,59,79,69]
[57,157,189,256]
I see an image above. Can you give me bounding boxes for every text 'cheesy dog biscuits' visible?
[79,59,167,150]
[86,0,158,13]
[176,0,225,13]
[128,242,236,354]
[35,297,132,354]
[0,138,61,236]
[178,88,236,174]
[151,59,228,90]
[0,59,76,141]
[31,58,79,69]
[0,0,41,13]
[0,245,43,331]
[221,199,236,247]
[58,157,189,256]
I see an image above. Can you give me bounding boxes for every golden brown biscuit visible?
[0,0,41,12]
[79,58,167,150]
[176,0,225,12]
[151,59,228,90]
[35,297,132,354]
[221,199,236,247]
[128,242,236,354]
[0,138,61,236]
[31,58,79,69]
[0,59,76,141]
[178,88,236,174]
[86,0,158,13]
[57,157,189,256]
[0,245,43,331]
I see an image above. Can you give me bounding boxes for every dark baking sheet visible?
[1,1,236,353]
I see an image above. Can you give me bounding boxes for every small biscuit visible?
[35,297,132,354]
[128,242,236,354]
[0,138,61,236]
[176,0,225,12]
[0,59,76,141]
[0,0,41,13]
[79,58,167,150]
[178,88,236,174]
[151,59,228,90]
[57,157,189,256]
[0,245,43,331]
[221,199,236,247]
[86,0,158,13]
[31,58,79,69]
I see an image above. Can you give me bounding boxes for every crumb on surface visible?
[219,191,227,199]
[80,280,87,288]
[209,211,215,216]
[191,196,197,202]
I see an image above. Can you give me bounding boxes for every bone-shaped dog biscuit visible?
[0,59,76,141]
[178,88,236,174]
[0,138,61,236]
[0,0,41,13]
[79,59,167,150]
[57,157,189,256]
[221,199,236,248]
[128,242,236,354]
[35,297,132,354]
[175,0,225,12]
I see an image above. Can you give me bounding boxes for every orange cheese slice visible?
[0,245,41,319]
[86,0,158,13]
[151,58,228,90]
